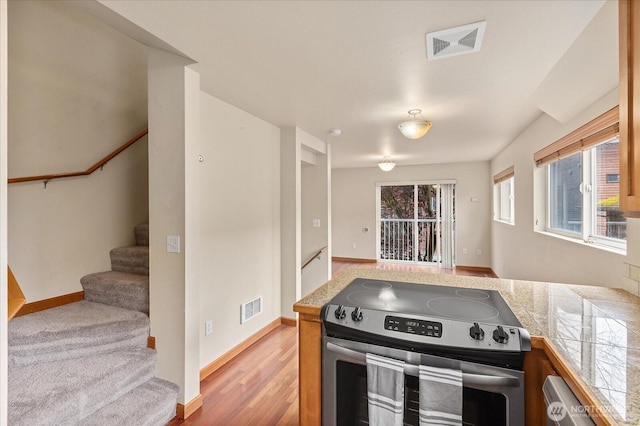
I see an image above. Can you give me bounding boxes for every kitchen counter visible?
[294,267,640,425]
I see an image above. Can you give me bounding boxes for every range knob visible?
[351,307,363,322]
[469,322,485,340]
[334,305,346,320]
[493,325,509,344]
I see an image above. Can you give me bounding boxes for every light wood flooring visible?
[167,323,298,426]
[169,260,492,425]
[332,259,497,277]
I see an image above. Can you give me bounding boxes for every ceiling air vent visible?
[426,21,487,60]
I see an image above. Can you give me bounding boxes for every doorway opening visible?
[377,182,456,268]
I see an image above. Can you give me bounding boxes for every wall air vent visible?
[241,296,262,324]
[426,21,487,60]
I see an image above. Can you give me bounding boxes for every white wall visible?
[198,91,281,370]
[147,49,200,405]
[1,0,8,422]
[7,0,149,302]
[491,89,624,287]
[280,127,301,319]
[622,218,640,295]
[301,147,331,297]
[332,162,492,268]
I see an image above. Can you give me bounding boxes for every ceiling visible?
[89,0,616,168]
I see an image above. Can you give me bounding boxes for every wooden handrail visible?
[301,246,328,271]
[8,128,149,184]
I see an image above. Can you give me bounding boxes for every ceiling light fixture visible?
[378,156,396,172]
[398,109,432,139]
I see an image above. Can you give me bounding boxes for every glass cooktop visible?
[328,278,522,327]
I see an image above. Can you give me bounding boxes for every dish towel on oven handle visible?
[366,353,405,426]
[418,365,463,426]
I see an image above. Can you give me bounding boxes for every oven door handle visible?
[326,342,521,388]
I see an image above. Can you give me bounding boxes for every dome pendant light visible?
[398,109,432,139]
[378,156,396,172]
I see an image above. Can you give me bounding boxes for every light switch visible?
[167,235,180,253]
[312,219,321,228]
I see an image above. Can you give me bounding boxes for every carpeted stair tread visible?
[135,223,149,247]
[8,300,149,368]
[8,347,156,426]
[81,271,149,314]
[77,377,179,426]
[7,223,180,426]
[110,245,149,275]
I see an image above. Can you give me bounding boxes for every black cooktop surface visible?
[328,278,522,327]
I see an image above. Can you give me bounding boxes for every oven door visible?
[322,335,525,426]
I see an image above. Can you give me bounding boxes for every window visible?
[535,106,626,251]
[493,166,514,224]
[549,153,582,234]
[546,137,626,249]
[594,139,626,242]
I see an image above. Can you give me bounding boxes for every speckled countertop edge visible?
[294,267,640,425]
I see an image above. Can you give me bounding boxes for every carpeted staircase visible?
[81,223,150,313]
[8,224,179,426]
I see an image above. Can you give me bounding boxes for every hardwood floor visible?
[168,260,492,425]
[168,324,298,426]
[332,259,497,277]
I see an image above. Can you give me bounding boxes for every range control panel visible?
[322,303,530,353]
[385,315,442,338]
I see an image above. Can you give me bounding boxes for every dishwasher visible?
[543,376,595,426]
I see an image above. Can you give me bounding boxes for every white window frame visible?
[545,138,626,252]
[494,176,514,225]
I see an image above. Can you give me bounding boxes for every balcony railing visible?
[600,221,627,240]
[380,219,439,263]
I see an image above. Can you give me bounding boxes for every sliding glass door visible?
[377,182,455,268]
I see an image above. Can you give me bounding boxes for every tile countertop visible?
[293,267,640,426]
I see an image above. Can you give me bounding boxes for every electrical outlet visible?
[205,320,213,336]
[352,243,357,249]
[476,249,482,256]
[167,235,180,253]
[312,219,321,228]
[462,248,468,255]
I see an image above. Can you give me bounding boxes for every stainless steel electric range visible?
[321,278,531,426]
